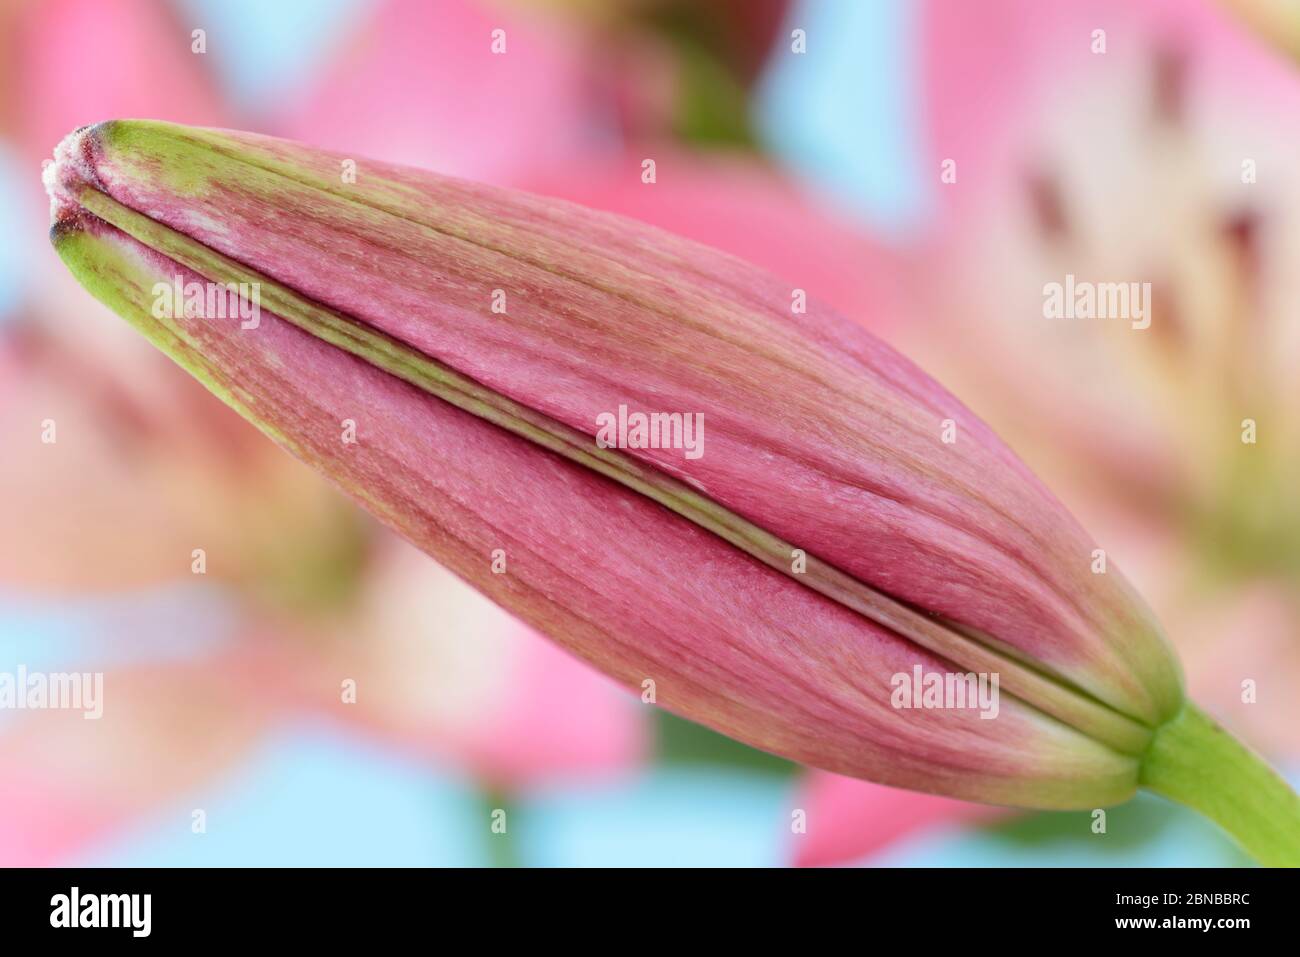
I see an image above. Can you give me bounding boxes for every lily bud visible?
[45,121,1298,862]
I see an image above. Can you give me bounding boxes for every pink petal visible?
[791,770,1006,867]
[920,0,1300,226]
[13,0,226,163]
[279,0,593,181]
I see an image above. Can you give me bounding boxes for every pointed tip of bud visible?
[45,122,113,224]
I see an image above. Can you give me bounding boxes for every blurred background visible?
[2,0,1298,866]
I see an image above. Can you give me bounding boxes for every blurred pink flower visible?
[279,0,595,181]
[13,0,227,164]
[0,316,364,595]
[295,541,644,789]
[0,638,299,865]
[904,0,1300,755]
[791,772,1004,868]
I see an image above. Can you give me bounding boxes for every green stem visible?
[479,789,520,869]
[1140,702,1300,866]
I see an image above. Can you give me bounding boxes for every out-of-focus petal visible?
[0,636,297,865]
[919,0,1297,225]
[12,0,226,162]
[0,318,363,595]
[907,0,1300,508]
[1219,0,1300,62]
[280,0,594,181]
[305,540,647,788]
[790,770,1004,867]
[1176,583,1300,759]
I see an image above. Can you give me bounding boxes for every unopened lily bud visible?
[45,121,1298,864]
